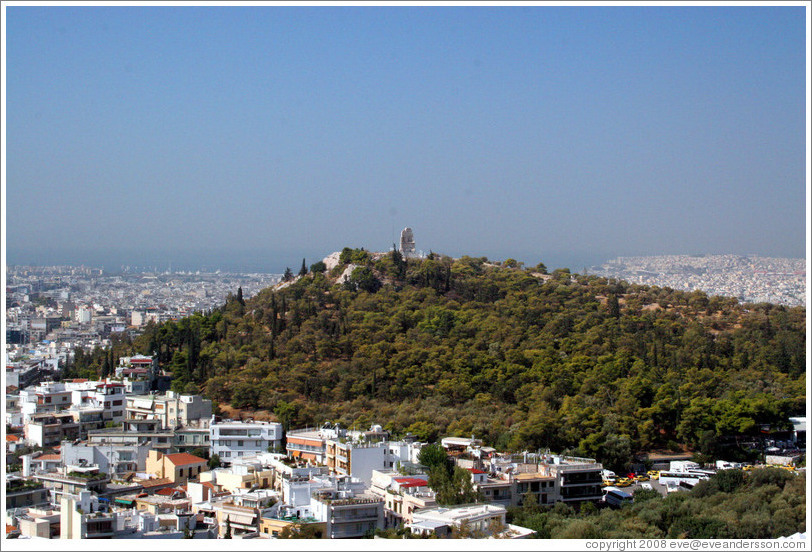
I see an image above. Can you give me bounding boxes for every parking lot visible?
[605,475,674,498]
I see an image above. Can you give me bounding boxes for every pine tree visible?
[283,267,293,282]
[607,293,620,318]
[101,354,110,379]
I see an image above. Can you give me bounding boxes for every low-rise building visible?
[145,451,208,484]
[407,503,534,539]
[199,462,275,495]
[16,507,61,539]
[369,470,436,527]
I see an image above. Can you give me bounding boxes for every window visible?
[179,469,184,477]
[237,440,244,447]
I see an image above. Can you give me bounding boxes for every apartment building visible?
[35,472,110,505]
[6,477,50,510]
[25,412,82,447]
[260,505,327,538]
[126,391,212,430]
[173,426,210,453]
[210,420,283,463]
[286,429,326,463]
[310,486,385,539]
[325,439,414,486]
[60,493,116,539]
[544,456,604,503]
[87,426,175,454]
[369,470,436,527]
[61,440,151,475]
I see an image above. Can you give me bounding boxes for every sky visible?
[3,4,809,273]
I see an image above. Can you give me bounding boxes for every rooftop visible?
[165,453,207,466]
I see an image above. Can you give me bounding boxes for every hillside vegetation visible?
[509,468,806,539]
[127,248,805,470]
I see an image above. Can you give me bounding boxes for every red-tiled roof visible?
[466,468,487,474]
[156,487,186,497]
[6,434,20,442]
[395,477,428,488]
[141,477,173,488]
[36,454,61,461]
[166,453,207,467]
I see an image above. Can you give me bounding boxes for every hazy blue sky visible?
[5,5,808,272]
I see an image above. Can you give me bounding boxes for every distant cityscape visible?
[5,265,281,373]
[590,254,806,308]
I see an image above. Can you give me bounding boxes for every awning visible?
[115,498,134,505]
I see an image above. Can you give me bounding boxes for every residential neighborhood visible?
[6,363,805,540]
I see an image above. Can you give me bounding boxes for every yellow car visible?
[635,475,650,482]
[647,470,660,480]
[742,465,756,471]
[615,478,632,487]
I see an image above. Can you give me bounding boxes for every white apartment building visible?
[310,484,385,539]
[61,440,151,475]
[19,380,127,425]
[76,306,93,324]
[325,439,416,486]
[210,419,284,463]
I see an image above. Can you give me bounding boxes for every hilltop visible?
[130,247,806,471]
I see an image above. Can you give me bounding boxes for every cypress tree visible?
[299,258,308,277]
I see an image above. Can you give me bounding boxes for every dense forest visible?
[508,467,805,539]
[78,248,806,470]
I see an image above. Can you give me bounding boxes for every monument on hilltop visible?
[399,227,417,258]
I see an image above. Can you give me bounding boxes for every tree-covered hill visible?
[128,248,805,469]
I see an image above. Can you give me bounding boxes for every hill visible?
[130,247,806,470]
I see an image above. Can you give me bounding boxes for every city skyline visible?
[4,4,809,273]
